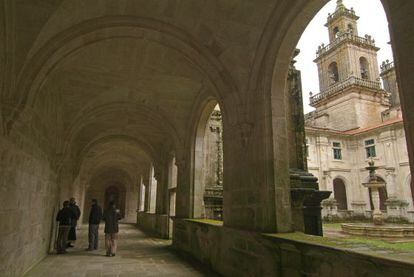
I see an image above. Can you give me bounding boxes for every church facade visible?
[304,1,414,222]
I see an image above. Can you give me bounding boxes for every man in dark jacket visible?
[103,201,122,257]
[67,197,81,247]
[86,199,103,251]
[56,201,75,254]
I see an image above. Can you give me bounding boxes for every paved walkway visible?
[25,224,219,277]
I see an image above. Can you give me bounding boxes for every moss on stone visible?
[185,219,224,226]
[263,232,414,264]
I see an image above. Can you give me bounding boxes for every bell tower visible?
[327,0,359,41]
[308,0,390,131]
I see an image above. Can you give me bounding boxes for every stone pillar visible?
[149,166,157,213]
[383,168,409,221]
[144,175,150,212]
[286,50,330,236]
[155,169,165,215]
[138,175,145,212]
[175,157,192,218]
[383,0,414,187]
[222,122,293,232]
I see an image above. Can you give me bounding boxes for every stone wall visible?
[0,135,58,276]
[137,212,169,239]
[173,219,414,277]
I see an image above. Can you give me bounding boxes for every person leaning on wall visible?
[55,201,75,254]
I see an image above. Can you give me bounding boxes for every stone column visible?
[138,175,145,212]
[286,50,330,236]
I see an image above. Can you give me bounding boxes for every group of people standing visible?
[55,198,121,257]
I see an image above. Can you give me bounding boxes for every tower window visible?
[348,24,354,35]
[365,139,376,158]
[328,62,339,84]
[360,57,370,80]
[332,142,342,160]
[333,26,340,38]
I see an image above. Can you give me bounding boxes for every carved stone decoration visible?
[288,50,330,235]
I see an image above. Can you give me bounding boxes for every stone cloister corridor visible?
[25,224,218,277]
[1,1,414,276]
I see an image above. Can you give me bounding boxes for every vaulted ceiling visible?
[2,0,329,187]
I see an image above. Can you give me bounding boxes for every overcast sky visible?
[296,0,393,113]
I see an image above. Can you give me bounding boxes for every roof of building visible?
[305,117,403,137]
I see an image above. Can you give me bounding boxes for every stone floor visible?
[24,224,219,277]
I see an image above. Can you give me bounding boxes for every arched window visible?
[333,26,340,38]
[328,62,339,84]
[333,178,348,210]
[360,57,370,80]
[348,24,354,35]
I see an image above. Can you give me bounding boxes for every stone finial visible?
[336,0,345,9]
[368,158,375,167]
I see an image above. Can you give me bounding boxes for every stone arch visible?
[332,176,348,210]
[257,0,400,231]
[104,184,126,218]
[6,16,240,134]
[83,169,130,222]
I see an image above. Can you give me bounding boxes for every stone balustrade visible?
[310,76,382,106]
[381,60,395,74]
[316,33,377,58]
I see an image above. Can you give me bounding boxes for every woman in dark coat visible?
[103,201,121,257]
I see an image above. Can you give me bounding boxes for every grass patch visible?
[265,232,414,253]
[344,237,414,251]
[323,223,343,230]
